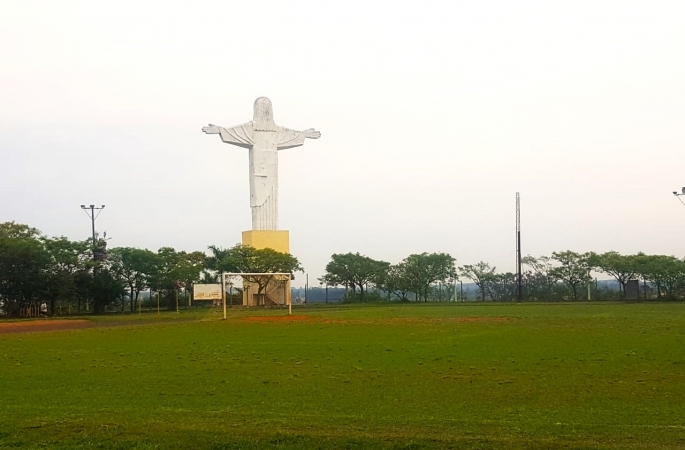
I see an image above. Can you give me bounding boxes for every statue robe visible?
[218,122,308,230]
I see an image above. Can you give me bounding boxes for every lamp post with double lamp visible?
[80,204,105,260]
[80,204,105,313]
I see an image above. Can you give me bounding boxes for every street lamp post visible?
[80,204,105,314]
[80,204,105,261]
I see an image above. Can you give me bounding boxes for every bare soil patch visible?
[242,315,312,323]
[442,316,509,323]
[321,316,510,325]
[0,319,93,334]
[0,319,182,335]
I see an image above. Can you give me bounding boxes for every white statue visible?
[203,97,321,230]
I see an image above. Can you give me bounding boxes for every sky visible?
[1,0,684,286]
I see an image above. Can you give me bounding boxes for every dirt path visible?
[1,315,509,334]
[0,319,180,335]
[242,315,311,323]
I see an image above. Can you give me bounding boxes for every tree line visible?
[0,222,301,316]
[4,220,685,316]
[322,251,685,302]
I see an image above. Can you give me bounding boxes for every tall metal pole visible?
[80,204,105,314]
[516,193,522,302]
[80,204,105,261]
[90,207,96,252]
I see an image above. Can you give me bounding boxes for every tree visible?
[205,245,234,273]
[200,270,219,283]
[549,251,592,301]
[91,268,126,314]
[84,231,116,314]
[588,251,638,298]
[377,262,414,301]
[0,222,49,315]
[460,262,496,301]
[634,254,685,299]
[176,251,206,304]
[659,258,685,299]
[150,247,206,310]
[42,237,90,315]
[403,253,456,301]
[323,253,389,300]
[217,245,303,298]
[522,255,557,301]
[635,254,671,299]
[487,272,517,301]
[110,247,157,311]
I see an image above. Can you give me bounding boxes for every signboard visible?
[193,283,222,301]
[625,280,640,301]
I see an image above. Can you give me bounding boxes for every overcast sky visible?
[1,0,684,285]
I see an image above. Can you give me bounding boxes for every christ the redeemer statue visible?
[202,97,321,230]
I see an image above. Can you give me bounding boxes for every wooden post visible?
[288,281,292,316]
[157,291,160,315]
[222,273,227,320]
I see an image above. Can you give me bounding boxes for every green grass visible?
[1,302,685,449]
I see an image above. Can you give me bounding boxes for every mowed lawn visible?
[1,303,685,449]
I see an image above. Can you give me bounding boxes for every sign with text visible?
[193,283,222,301]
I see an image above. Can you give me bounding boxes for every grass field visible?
[1,302,685,449]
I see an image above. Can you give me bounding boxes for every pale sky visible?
[1,0,684,286]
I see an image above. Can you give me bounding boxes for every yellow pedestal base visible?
[241,230,291,307]
[241,230,290,253]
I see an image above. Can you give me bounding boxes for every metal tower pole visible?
[80,204,105,262]
[516,193,522,302]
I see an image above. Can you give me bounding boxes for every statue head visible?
[253,97,277,132]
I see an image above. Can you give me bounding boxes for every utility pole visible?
[81,204,105,314]
[516,193,522,302]
[305,273,309,304]
[80,204,105,261]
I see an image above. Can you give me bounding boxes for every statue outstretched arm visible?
[277,127,321,150]
[202,122,254,148]
[303,129,321,139]
[203,124,230,134]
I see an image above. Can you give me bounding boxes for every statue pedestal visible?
[241,230,291,307]
[242,230,289,253]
